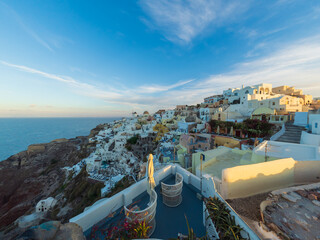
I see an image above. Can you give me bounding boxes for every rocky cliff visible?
[0,126,106,239]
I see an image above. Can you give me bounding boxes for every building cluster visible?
[62,83,320,239]
[202,83,314,123]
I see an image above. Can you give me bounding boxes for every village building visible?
[203,94,223,104]
[199,107,214,122]
[272,85,313,105]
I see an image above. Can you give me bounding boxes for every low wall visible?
[300,131,320,146]
[270,123,285,141]
[294,160,320,184]
[175,164,201,190]
[70,165,172,231]
[192,147,230,173]
[214,136,241,148]
[221,157,320,199]
[254,140,319,160]
[69,164,200,232]
[221,158,296,199]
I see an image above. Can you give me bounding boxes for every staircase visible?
[275,122,305,144]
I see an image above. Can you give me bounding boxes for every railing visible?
[161,173,183,207]
[270,123,285,141]
[124,189,157,237]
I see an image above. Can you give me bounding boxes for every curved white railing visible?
[124,189,157,236]
[161,173,183,207]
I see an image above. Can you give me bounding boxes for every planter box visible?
[203,204,219,239]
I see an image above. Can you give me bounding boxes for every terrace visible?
[84,174,205,239]
[70,164,260,240]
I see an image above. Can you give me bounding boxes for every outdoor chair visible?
[161,173,183,207]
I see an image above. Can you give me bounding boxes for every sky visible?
[0,0,320,117]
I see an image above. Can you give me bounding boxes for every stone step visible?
[277,139,301,142]
[281,134,302,137]
[278,137,300,141]
[278,135,301,139]
[286,124,305,127]
[277,136,300,140]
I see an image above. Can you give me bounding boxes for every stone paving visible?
[262,183,320,240]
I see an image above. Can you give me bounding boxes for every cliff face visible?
[0,136,90,237]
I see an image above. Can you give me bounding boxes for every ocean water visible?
[0,117,119,161]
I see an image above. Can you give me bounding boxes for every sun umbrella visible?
[146,154,156,196]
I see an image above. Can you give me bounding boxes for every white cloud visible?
[2,35,320,115]
[139,0,250,44]
[137,79,193,93]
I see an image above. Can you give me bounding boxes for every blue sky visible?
[1,0,320,117]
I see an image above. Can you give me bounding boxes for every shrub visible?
[205,197,245,240]
[127,135,139,145]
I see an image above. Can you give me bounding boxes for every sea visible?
[0,117,120,161]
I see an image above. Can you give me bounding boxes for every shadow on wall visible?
[221,158,320,199]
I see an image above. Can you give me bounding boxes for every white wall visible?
[294,112,308,126]
[254,140,320,160]
[300,131,320,146]
[309,114,320,134]
[69,164,202,232]
[70,165,172,231]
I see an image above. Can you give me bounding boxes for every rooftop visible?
[84,174,205,239]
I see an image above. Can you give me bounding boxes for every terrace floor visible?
[85,174,206,239]
[203,150,248,179]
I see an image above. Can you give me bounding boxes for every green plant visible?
[205,197,245,240]
[102,219,151,239]
[127,135,139,145]
[185,214,196,239]
[134,220,151,238]
[175,215,207,240]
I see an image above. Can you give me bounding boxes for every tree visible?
[153,124,169,142]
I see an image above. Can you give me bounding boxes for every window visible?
[316,123,318,128]
[245,90,249,94]
[260,103,263,105]
[272,102,275,105]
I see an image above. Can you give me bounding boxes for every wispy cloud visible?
[2,35,320,114]
[139,0,250,45]
[0,60,193,109]
[137,79,193,93]
[1,2,54,52]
